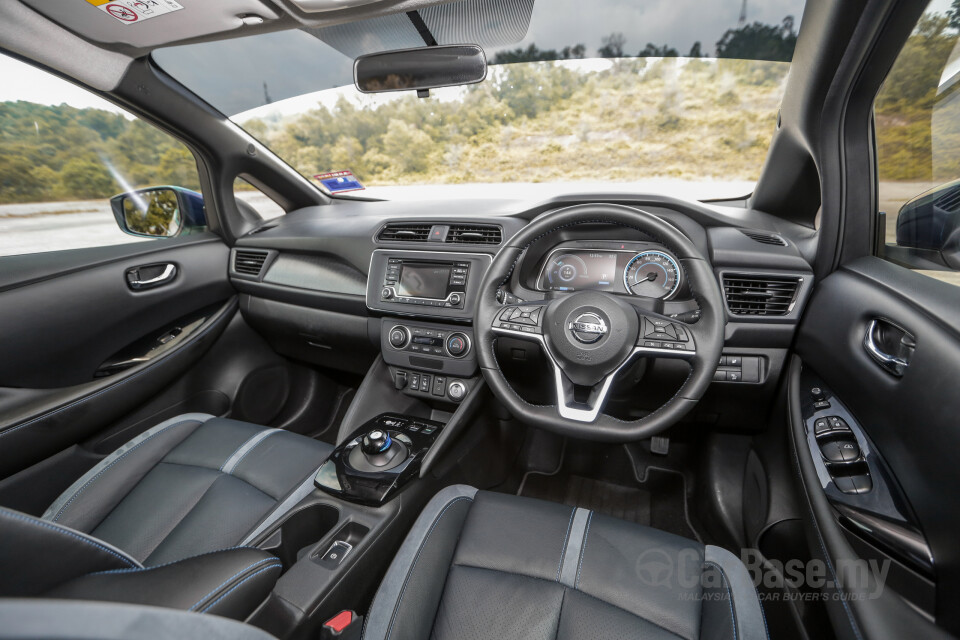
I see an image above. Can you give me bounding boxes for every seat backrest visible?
[0,506,141,597]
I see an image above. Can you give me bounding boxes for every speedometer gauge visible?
[623,251,681,299]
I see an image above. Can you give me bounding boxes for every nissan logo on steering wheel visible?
[568,312,608,344]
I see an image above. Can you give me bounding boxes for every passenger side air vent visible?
[740,229,787,246]
[234,250,269,276]
[377,223,433,242]
[447,224,502,245]
[722,274,802,316]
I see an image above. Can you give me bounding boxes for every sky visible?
[0,55,128,115]
[1,0,954,116]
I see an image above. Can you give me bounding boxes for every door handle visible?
[126,263,177,290]
[863,318,914,377]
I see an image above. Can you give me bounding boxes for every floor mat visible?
[518,471,698,540]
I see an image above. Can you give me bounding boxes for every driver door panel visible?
[791,256,960,638]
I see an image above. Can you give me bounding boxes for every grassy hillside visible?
[252,58,788,187]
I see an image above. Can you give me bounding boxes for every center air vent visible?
[447,224,502,245]
[723,274,802,316]
[234,250,269,276]
[740,229,787,246]
[377,223,433,242]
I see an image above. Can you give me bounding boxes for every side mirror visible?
[110,186,206,238]
[354,44,487,95]
[895,180,960,269]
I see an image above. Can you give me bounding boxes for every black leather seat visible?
[363,485,767,640]
[1,412,333,619]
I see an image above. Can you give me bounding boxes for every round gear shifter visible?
[349,428,409,472]
[361,429,392,455]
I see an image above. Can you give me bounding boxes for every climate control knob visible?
[445,332,470,357]
[389,326,410,349]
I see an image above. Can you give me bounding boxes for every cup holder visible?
[259,504,340,569]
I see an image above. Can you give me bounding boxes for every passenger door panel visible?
[0,236,234,477]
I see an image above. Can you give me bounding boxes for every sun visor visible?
[304,0,534,59]
[19,0,281,49]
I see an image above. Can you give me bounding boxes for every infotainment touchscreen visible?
[397,262,452,299]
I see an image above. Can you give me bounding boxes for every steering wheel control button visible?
[448,380,467,401]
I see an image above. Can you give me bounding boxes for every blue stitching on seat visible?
[51,417,205,522]
[188,558,282,611]
[574,510,593,589]
[385,496,473,640]
[0,312,229,441]
[86,546,265,575]
[705,561,738,640]
[0,508,138,568]
[197,564,283,613]
[556,507,576,581]
[221,430,280,474]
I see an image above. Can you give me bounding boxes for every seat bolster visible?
[0,599,278,640]
[702,545,768,640]
[363,485,478,640]
[42,413,214,531]
[44,547,283,622]
[0,507,140,598]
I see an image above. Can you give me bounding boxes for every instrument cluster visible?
[536,241,684,300]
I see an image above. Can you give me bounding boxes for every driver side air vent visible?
[740,229,788,246]
[723,274,802,316]
[234,250,269,276]
[377,223,433,242]
[447,224,502,245]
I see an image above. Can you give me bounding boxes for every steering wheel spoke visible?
[549,355,634,423]
[635,313,697,361]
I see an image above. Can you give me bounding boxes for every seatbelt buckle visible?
[321,610,363,639]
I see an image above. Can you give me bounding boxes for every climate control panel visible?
[387,325,471,359]
[379,320,477,379]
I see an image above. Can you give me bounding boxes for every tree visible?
[688,42,703,58]
[639,43,679,57]
[381,120,434,173]
[715,16,798,62]
[59,158,116,200]
[598,33,626,58]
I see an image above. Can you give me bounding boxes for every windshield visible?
[154,0,805,199]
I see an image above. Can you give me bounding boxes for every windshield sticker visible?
[315,171,365,194]
[86,0,183,25]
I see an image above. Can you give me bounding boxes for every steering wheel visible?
[475,203,725,442]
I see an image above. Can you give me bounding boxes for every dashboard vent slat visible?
[722,274,802,316]
[234,250,269,276]
[377,223,433,242]
[740,229,788,246]
[447,224,502,245]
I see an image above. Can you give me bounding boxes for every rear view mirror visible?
[110,186,206,238]
[354,44,487,94]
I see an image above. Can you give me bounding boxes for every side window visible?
[876,7,960,285]
[233,177,285,221]
[0,53,203,258]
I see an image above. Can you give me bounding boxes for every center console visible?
[314,413,445,505]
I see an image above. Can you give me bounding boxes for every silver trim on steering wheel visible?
[491,325,694,422]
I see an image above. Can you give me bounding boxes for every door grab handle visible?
[863,318,911,376]
[127,263,177,290]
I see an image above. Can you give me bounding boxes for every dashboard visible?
[536,241,684,300]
